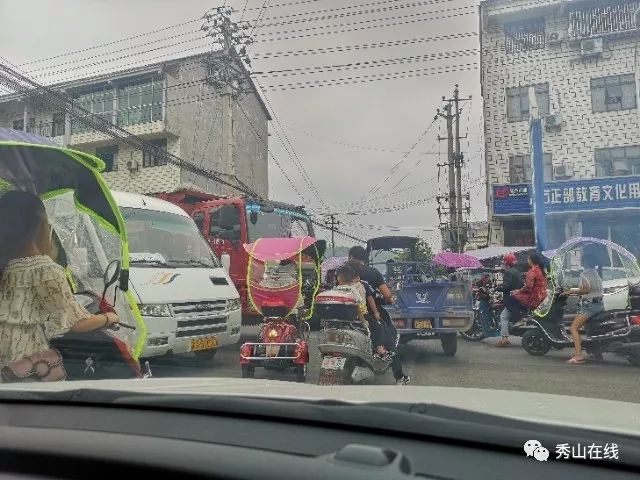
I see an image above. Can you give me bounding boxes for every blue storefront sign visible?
[493,176,640,216]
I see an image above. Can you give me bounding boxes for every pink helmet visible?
[503,253,517,267]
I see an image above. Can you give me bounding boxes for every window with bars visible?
[143,138,168,167]
[568,1,640,40]
[12,119,23,131]
[595,145,640,177]
[95,145,119,172]
[117,77,163,127]
[504,17,546,53]
[506,84,550,122]
[591,74,637,112]
[509,153,553,183]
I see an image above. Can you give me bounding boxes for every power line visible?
[251,32,477,59]
[17,18,201,67]
[252,78,329,209]
[254,4,476,40]
[252,48,478,77]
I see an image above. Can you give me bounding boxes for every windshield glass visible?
[246,207,312,242]
[123,207,219,268]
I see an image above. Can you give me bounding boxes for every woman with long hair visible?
[564,254,604,365]
[0,191,119,367]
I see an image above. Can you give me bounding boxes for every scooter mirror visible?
[221,253,231,273]
[103,260,121,288]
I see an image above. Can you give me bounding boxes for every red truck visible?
[154,190,314,322]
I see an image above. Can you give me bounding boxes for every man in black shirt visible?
[348,247,410,385]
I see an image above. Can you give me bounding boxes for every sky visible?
[0,0,486,249]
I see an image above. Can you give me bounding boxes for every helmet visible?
[503,253,517,267]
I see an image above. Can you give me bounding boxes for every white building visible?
[0,53,270,198]
[480,0,640,256]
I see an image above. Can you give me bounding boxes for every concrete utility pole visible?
[328,214,340,256]
[437,86,471,252]
[202,7,253,192]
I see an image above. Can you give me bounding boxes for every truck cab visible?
[154,191,314,322]
[112,191,242,361]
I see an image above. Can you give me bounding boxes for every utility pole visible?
[437,86,471,252]
[328,214,340,256]
[202,7,253,194]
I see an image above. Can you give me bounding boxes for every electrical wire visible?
[17,18,201,67]
[251,32,477,59]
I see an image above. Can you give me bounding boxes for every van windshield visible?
[122,207,219,268]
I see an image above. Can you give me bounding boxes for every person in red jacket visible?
[512,253,548,316]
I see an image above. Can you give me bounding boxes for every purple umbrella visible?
[433,251,483,269]
[321,256,348,280]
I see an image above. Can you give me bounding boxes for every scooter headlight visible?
[138,304,172,317]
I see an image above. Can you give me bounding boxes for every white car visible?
[562,267,639,312]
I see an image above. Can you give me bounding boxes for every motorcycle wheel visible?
[440,333,458,356]
[626,354,640,367]
[521,329,552,356]
[295,364,307,383]
[459,317,485,342]
[241,364,255,378]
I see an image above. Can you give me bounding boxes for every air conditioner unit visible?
[548,32,562,46]
[581,37,603,57]
[553,164,574,179]
[544,114,562,130]
[126,160,140,173]
[613,160,630,174]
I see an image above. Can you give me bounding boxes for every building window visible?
[595,145,640,177]
[52,113,65,137]
[591,74,636,112]
[503,218,534,247]
[143,138,168,167]
[12,119,23,131]
[95,146,119,172]
[509,153,553,183]
[569,2,640,40]
[506,84,549,122]
[72,87,114,134]
[117,77,163,127]
[504,17,545,53]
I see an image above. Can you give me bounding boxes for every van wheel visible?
[194,349,218,361]
[440,333,458,356]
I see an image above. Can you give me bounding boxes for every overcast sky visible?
[0,0,485,248]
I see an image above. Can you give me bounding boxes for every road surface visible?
[148,330,638,403]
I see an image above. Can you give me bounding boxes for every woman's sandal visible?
[495,338,511,347]
[566,355,586,364]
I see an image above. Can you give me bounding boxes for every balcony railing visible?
[568,1,640,40]
[26,121,65,138]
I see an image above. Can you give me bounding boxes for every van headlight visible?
[228,298,241,311]
[138,304,171,317]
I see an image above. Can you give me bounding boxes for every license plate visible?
[191,337,218,351]
[415,320,432,329]
[321,356,347,370]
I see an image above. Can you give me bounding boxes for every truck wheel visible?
[440,333,458,356]
[295,364,307,383]
[521,329,552,356]
[194,349,218,362]
[241,364,255,378]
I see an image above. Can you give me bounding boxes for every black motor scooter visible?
[521,285,640,366]
[50,260,147,380]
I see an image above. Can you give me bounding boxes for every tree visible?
[394,239,433,262]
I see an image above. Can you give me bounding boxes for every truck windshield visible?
[246,209,312,242]
[122,207,219,268]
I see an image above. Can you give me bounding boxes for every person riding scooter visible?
[512,252,548,316]
[0,191,120,379]
[495,253,524,347]
[564,254,604,365]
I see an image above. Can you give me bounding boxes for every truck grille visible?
[172,301,228,338]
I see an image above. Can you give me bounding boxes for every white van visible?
[112,191,241,361]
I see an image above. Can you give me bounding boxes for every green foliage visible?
[394,239,433,263]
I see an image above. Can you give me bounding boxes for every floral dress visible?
[0,255,90,366]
